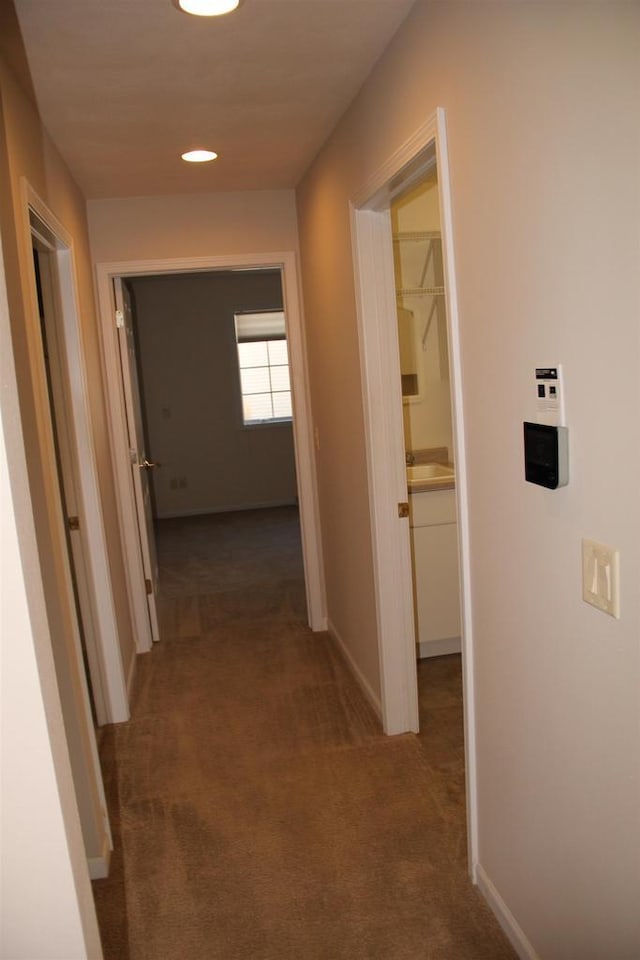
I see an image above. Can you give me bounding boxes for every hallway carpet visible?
[93,507,515,960]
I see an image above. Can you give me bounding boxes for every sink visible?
[407,463,454,483]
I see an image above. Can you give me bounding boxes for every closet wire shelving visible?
[393,231,445,299]
[394,231,446,355]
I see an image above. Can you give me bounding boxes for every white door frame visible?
[350,108,477,870]
[95,252,326,649]
[22,182,129,727]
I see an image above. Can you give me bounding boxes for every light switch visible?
[582,539,620,618]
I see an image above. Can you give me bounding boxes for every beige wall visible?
[0,86,102,958]
[0,60,136,689]
[129,270,297,518]
[88,189,299,263]
[296,2,640,956]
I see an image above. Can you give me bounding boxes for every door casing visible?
[95,252,327,658]
[23,182,129,728]
[20,184,117,879]
[350,108,478,873]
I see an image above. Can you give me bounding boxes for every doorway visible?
[24,191,129,727]
[96,252,326,663]
[116,268,302,641]
[24,195,118,878]
[32,238,99,721]
[351,108,477,867]
[391,170,462,662]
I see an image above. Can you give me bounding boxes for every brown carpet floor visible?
[93,506,515,960]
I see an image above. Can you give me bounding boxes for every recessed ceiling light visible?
[181,149,218,163]
[177,0,240,15]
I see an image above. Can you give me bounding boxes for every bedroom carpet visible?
[93,507,515,960]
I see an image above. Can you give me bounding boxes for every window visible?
[234,311,292,425]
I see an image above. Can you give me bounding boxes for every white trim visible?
[351,206,419,736]
[87,837,112,881]
[96,274,153,654]
[349,109,477,863]
[352,113,438,210]
[278,254,326,631]
[156,498,298,520]
[417,637,461,659]
[434,110,478,872]
[95,252,326,638]
[327,619,382,721]
[113,277,161,646]
[476,864,540,960]
[17,183,113,879]
[23,183,129,724]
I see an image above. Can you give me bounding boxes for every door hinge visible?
[397,502,410,519]
[115,309,124,328]
[68,515,80,531]
[145,578,153,595]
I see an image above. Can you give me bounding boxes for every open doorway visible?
[126,270,297,525]
[24,194,129,727]
[118,268,301,641]
[32,238,99,721]
[391,171,461,662]
[96,252,326,667]
[23,196,120,879]
[351,108,477,867]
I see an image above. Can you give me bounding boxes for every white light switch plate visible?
[582,539,620,618]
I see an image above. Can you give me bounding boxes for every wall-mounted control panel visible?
[525,364,568,488]
[523,421,569,489]
[535,366,565,426]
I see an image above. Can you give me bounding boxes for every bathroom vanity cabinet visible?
[409,488,461,658]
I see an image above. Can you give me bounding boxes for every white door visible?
[34,242,106,722]
[113,277,161,643]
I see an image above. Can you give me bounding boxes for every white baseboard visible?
[126,648,137,702]
[157,498,298,520]
[476,863,540,960]
[417,636,461,658]
[327,618,383,721]
[87,834,112,880]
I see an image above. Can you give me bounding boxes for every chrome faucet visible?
[405,451,415,466]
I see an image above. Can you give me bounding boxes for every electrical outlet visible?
[582,539,620,618]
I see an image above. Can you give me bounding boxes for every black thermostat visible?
[523,422,569,489]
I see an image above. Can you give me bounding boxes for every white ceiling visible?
[13,0,416,198]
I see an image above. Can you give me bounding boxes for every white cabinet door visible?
[411,522,461,647]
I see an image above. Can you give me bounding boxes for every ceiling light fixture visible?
[181,149,218,163]
[177,0,240,15]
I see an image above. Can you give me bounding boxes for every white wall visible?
[296,2,640,956]
[129,270,297,518]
